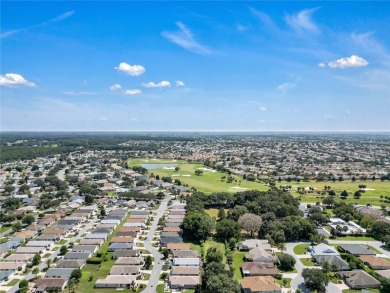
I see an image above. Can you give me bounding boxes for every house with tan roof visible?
[34,278,68,293]
[115,257,144,266]
[109,265,141,276]
[110,236,134,244]
[171,266,200,276]
[169,275,200,289]
[167,243,190,251]
[245,247,278,263]
[4,254,35,263]
[241,262,279,277]
[359,255,390,270]
[240,276,282,293]
[95,275,136,288]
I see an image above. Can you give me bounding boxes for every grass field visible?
[333,235,376,241]
[232,251,246,280]
[129,159,390,206]
[6,279,19,286]
[203,240,226,263]
[205,208,229,220]
[300,258,316,266]
[293,244,310,255]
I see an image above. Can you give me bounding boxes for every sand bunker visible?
[362,188,375,191]
[181,174,192,177]
[229,186,249,190]
[171,174,180,177]
[197,167,214,172]
[163,167,176,170]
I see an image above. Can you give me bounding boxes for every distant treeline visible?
[0,133,195,163]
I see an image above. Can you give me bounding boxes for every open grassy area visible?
[203,240,226,263]
[300,258,316,266]
[205,208,229,220]
[294,180,390,207]
[232,251,246,280]
[333,235,376,241]
[293,244,310,255]
[275,277,291,288]
[6,279,19,286]
[55,239,67,245]
[129,159,269,193]
[0,225,11,234]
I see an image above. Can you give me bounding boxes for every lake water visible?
[141,164,178,170]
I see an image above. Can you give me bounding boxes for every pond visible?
[140,164,178,170]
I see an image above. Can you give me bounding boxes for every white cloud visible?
[123,89,142,95]
[99,117,108,121]
[0,73,35,87]
[63,91,98,95]
[110,84,122,91]
[1,11,75,39]
[346,110,351,114]
[161,22,212,55]
[115,62,145,76]
[325,55,369,69]
[318,62,326,68]
[259,107,267,112]
[175,81,185,87]
[277,82,297,94]
[324,114,334,120]
[142,81,171,88]
[285,7,320,34]
[130,118,138,122]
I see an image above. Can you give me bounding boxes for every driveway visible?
[142,195,171,293]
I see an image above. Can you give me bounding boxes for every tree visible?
[354,190,361,199]
[180,212,215,241]
[161,248,169,259]
[322,261,331,273]
[4,185,15,194]
[340,190,349,198]
[302,268,329,293]
[85,194,94,204]
[310,234,328,245]
[227,205,248,221]
[70,268,82,280]
[206,247,223,263]
[144,255,152,269]
[100,208,106,217]
[278,253,296,271]
[322,196,334,207]
[371,221,390,241]
[12,221,22,232]
[19,279,28,289]
[238,213,262,237]
[32,254,41,266]
[195,169,203,176]
[68,278,79,293]
[32,267,40,274]
[204,273,240,293]
[218,208,226,220]
[22,214,35,225]
[60,245,68,255]
[216,219,240,240]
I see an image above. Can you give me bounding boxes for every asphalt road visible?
[142,195,171,293]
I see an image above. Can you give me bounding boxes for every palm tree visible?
[278,243,286,254]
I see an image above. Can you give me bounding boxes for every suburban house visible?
[34,278,68,293]
[359,255,390,270]
[14,246,44,254]
[160,232,183,245]
[172,250,199,259]
[79,238,104,246]
[309,243,339,262]
[173,258,200,266]
[241,262,279,277]
[167,243,191,251]
[71,245,98,254]
[339,244,376,256]
[63,252,92,260]
[108,243,133,252]
[240,276,282,293]
[339,270,381,289]
[4,254,34,263]
[25,240,53,250]
[55,259,86,269]
[245,247,278,263]
[238,239,272,251]
[169,276,200,289]
[115,257,144,266]
[95,275,136,288]
[45,268,74,279]
[315,255,350,271]
[171,266,200,276]
[109,265,141,276]
[112,250,139,259]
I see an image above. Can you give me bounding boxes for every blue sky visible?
[1,1,390,131]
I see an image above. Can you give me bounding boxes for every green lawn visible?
[293,244,310,255]
[129,159,269,193]
[203,240,226,263]
[300,258,316,266]
[275,278,291,288]
[189,243,202,256]
[329,272,341,284]
[232,251,246,280]
[0,225,11,234]
[294,180,390,207]
[55,239,67,245]
[156,284,166,293]
[6,279,19,286]
[333,235,375,241]
[205,208,229,220]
